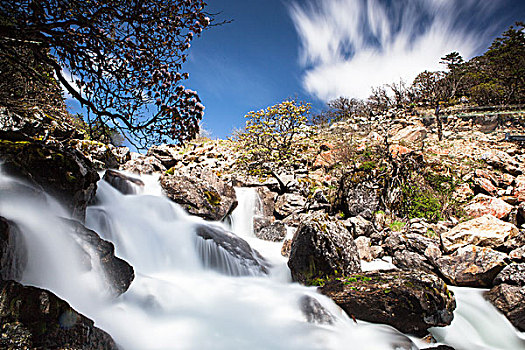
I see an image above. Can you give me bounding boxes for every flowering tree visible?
[236,99,311,168]
[0,0,212,147]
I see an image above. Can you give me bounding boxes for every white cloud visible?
[289,0,504,101]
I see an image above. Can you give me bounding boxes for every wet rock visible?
[319,270,455,336]
[493,263,525,286]
[103,169,144,195]
[436,245,508,287]
[299,295,334,325]
[288,212,361,284]
[160,169,237,221]
[275,193,306,218]
[255,221,286,242]
[255,186,276,217]
[441,215,519,253]
[0,217,27,281]
[0,139,99,221]
[195,224,269,276]
[485,284,525,331]
[0,280,117,349]
[464,194,513,220]
[63,218,134,295]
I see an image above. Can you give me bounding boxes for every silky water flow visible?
[0,169,524,350]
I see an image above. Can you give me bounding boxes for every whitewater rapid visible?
[0,169,524,350]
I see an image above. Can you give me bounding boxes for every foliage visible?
[235,99,311,171]
[0,0,214,148]
[388,221,406,232]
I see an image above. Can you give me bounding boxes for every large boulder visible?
[0,217,27,281]
[319,270,455,336]
[390,125,427,142]
[383,232,442,273]
[122,155,166,174]
[343,179,381,220]
[299,295,335,325]
[147,144,182,169]
[485,284,525,331]
[255,221,286,242]
[63,218,134,295]
[436,245,508,287]
[481,150,521,176]
[441,215,519,252]
[194,224,269,276]
[464,194,514,220]
[0,280,117,349]
[103,169,144,195]
[161,169,237,221]
[288,213,361,284]
[0,139,99,221]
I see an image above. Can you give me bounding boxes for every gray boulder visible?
[493,263,525,287]
[103,169,144,195]
[485,284,525,331]
[161,169,237,221]
[288,213,361,284]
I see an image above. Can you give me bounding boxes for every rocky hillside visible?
[1,103,525,347]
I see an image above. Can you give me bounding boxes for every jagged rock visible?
[160,169,237,221]
[343,215,375,238]
[473,177,498,196]
[0,139,99,221]
[384,232,441,270]
[275,193,306,218]
[390,125,427,142]
[319,270,455,336]
[111,146,131,164]
[147,144,182,168]
[299,295,334,325]
[0,217,27,281]
[441,215,519,252]
[103,169,144,195]
[63,218,134,295]
[510,246,525,262]
[354,236,373,262]
[481,150,522,176]
[288,212,361,284]
[313,150,337,168]
[485,284,525,331]
[122,155,166,174]
[0,107,84,142]
[513,175,525,203]
[343,180,381,220]
[464,194,514,220]
[70,139,119,170]
[194,224,269,276]
[493,263,525,286]
[0,280,117,349]
[421,346,455,350]
[436,245,508,287]
[255,221,286,242]
[255,186,276,217]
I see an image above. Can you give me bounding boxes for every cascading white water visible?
[1,169,523,350]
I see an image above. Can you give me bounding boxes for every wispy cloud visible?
[289,0,507,101]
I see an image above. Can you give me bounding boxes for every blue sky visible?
[182,0,525,140]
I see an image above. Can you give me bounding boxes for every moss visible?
[165,167,175,176]
[203,190,221,206]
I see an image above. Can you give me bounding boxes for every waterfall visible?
[1,169,524,350]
